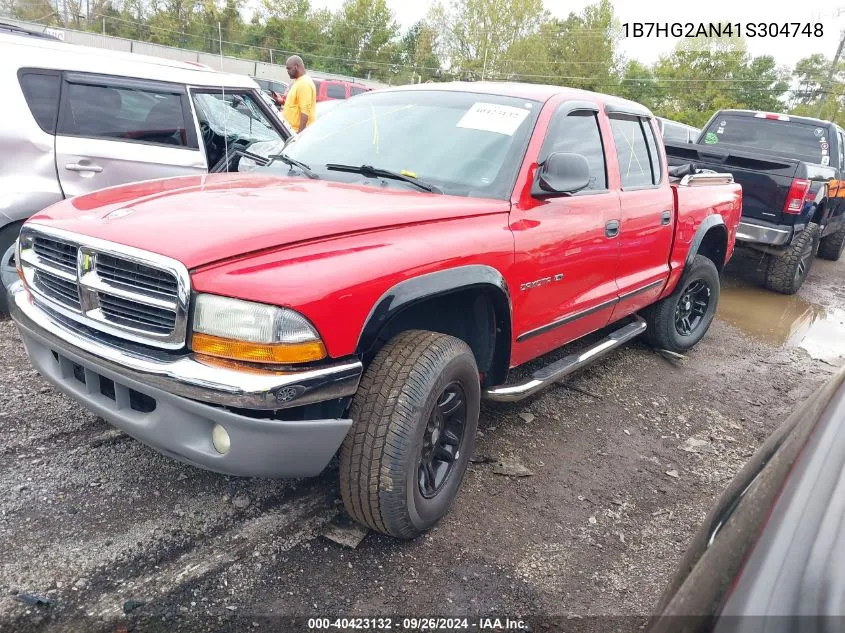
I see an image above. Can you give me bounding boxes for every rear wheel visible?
[0,221,24,315]
[339,330,479,539]
[642,255,720,353]
[763,223,819,294]
[817,225,845,261]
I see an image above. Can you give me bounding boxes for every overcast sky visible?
[311,0,845,70]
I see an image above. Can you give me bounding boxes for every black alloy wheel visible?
[418,382,467,499]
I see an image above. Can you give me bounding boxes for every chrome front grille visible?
[97,292,176,334]
[96,253,179,298]
[18,226,190,349]
[33,270,81,310]
[33,236,77,273]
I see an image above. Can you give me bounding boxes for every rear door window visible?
[326,83,347,99]
[702,114,832,165]
[610,115,658,188]
[19,70,61,134]
[59,79,191,147]
[643,119,662,184]
[351,86,366,96]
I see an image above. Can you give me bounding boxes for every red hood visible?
[28,173,510,269]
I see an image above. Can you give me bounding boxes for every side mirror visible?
[532,152,591,197]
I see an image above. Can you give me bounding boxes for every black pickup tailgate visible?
[665,142,801,225]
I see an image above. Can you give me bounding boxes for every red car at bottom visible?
[8,82,742,539]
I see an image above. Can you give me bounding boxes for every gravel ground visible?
[1,252,844,633]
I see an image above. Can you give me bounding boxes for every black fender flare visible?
[685,214,727,269]
[355,264,512,359]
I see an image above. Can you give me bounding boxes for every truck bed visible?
[665,141,801,226]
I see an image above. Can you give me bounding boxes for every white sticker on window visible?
[822,155,830,165]
[457,102,530,136]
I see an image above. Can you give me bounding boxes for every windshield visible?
[244,89,541,199]
[701,114,832,165]
[193,91,281,146]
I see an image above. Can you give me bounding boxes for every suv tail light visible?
[784,178,811,214]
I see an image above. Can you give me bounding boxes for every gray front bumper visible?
[9,284,358,478]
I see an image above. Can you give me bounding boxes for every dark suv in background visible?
[666,110,845,294]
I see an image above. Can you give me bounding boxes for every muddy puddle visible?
[718,280,845,364]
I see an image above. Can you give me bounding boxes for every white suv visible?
[0,30,292,311]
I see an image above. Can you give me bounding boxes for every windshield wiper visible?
[267,153,319,179]
[325,163,441,193]
[210,147,269,173]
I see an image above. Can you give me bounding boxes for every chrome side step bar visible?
[483,317,647,403]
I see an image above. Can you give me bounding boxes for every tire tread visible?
[764,223,818,294]
[339,330,477,539]
[818,225,845,261]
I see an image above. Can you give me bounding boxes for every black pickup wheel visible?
[764,223,819,294]
[339,330,480,539]
[642,255,720,353]
[817,225,845,262]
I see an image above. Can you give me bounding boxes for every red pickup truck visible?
[8,83,741,539]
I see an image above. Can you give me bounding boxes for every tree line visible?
[3,0,845,128]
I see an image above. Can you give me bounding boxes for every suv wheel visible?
[0,221,24,315]
[817,225,845,261]
[764,223,819,295]
[642,255,720,353]
[339,330,480,539]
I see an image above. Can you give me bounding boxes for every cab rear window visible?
[702,115,832,166]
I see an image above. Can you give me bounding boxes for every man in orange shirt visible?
[283,55,316,133]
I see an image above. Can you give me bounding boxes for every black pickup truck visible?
[665,110,845,294]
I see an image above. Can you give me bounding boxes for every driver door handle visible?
[65,163,103,173]
[605,220,620,238]
[661,210,672,225]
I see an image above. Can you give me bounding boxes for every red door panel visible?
[508,103,622,367]
[510,192,621,365]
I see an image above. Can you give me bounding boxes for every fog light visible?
[211,424,230,454]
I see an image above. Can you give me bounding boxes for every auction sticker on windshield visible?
[457,102,530,136]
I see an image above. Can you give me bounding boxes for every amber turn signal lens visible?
[191,332,326,364]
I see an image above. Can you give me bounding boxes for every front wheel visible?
[642,255,720,353]
[0,221,24,315]
[339,330,480,539]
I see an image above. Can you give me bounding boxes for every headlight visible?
[190,294,326,364]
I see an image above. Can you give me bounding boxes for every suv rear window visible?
[59,82,189,147]
[702,115,832,165]
[326,83,346,99]
[662,121,689,143]
[19,71,61,134]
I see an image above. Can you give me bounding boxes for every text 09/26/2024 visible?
[622,23,824,38]
[307,618,528,630]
